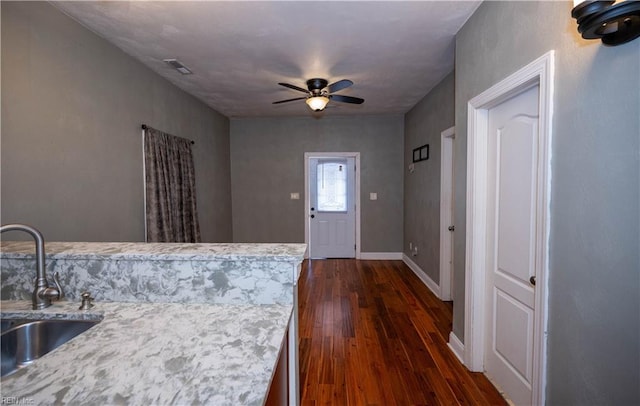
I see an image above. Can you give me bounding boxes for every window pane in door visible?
[317,161,347,212]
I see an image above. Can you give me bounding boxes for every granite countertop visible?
[0,300,292,405]
[1,242,306,304]
[0,242,308,262]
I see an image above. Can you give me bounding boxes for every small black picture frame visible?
[412,144,429,163]
[413,148,421,163]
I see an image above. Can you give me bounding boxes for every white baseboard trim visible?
[448,331,465,364]
[402,254,441,298]
[360,252,403,260]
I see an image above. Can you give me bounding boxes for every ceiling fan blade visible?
[327,79,353,93]
[278,82,309,94]
[273,97,307,105]
[330,94,364,104]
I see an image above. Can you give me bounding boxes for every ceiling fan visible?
[273,78,364,111]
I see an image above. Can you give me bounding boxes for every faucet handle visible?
[37,271,65,305]
[51,272,64,300]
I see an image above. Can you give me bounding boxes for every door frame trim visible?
[304,152,361,259]
[464,51,554,406]
[439,126,455,301]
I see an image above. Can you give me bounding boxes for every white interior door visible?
[308,156,356,258]
[440,127,455,301]
[484,85,540,405]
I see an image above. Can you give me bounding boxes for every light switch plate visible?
[370,193,377,201]
[290,193,300,200]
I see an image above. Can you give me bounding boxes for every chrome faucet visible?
[0,224,64,309]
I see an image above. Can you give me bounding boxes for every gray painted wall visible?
[403,72,455,284]
[1,2,232,243]
[230,115,404,252]
[455,1,639,404]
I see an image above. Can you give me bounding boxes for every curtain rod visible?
[141,124,195,145]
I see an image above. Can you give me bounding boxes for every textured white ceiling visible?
[53,1,481,118]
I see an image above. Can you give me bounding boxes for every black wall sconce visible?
[572,0,640,46]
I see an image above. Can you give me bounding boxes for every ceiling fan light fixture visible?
[306,96,330,111]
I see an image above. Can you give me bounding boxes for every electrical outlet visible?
[409,242,413,250]
[413,245,419,256]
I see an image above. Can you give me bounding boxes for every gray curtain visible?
[143,126,201,243]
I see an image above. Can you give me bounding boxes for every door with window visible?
[308,156,356,258]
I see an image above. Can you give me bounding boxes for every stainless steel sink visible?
[1,319,100,377]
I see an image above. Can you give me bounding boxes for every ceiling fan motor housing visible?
[307,78,329,95]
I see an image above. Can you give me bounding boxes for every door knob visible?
[448,225,455,231]
[529,276,536,286]
[310,214,315,219]
[311,207,315,211]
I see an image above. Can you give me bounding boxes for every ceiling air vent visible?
[163,59,192,75]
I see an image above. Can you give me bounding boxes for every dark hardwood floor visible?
[298,259,507,405]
